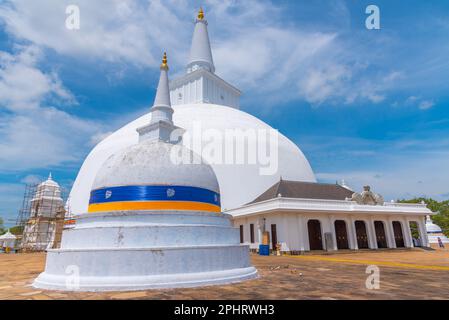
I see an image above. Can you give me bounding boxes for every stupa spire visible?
[137,52,182,143]
[152,52,172,113]
[187,7,215,73]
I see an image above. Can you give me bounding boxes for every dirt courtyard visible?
[1,249,449,300]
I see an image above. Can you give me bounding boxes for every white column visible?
[349,217,358,250]
[303,216,311,251]
[244,218,250,245]
[418,217,429,247]
[281,213,290,252]
[386,218,396,249]
[368,218,378,249]
[403,218,413,248]
[257,218,263,246]
[328,215,338,251]
[297,215,307,251]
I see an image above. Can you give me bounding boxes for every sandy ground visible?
[1,248,449,300]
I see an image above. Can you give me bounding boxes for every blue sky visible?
[0,0,449,227]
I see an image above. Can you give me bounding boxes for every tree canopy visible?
[398,198,449,237]
[9,225,24,235]
[0,217,5,235]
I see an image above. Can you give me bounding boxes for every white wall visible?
[170,72,240,109]
[233,212,426,252]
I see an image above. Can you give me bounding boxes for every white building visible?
[63,8,433,255]
[230,180,431,252]
[33,52,256,292]
[21,174,65,251]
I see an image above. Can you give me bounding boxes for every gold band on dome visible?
[88,201,221,213]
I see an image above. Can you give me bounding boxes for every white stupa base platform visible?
[33,211,257,291]
[34,266,257,292]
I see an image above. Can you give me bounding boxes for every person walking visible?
[437,237,445,248]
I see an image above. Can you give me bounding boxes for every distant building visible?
[21,174,65,251]
[425,215,449,248]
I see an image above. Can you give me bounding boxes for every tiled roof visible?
[248,180,354,204]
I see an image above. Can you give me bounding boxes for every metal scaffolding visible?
[15,183,38,227]
[16,182,67,252]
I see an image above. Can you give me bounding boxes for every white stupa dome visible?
[426,215,443,233]
[67,7,316,215]
[0,229,16,249]
[33,173,62,199]
[40,174,59,187]
[426,215,449,245]
[0,230,16,241]
[69,103,315,215]
[87,139,221,214]
[93,140,219,194]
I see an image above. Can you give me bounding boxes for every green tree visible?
[9,225,24,235]
[398,197,449,237]
[0,217,5,235]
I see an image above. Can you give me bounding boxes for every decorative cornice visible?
[226,197,433,218]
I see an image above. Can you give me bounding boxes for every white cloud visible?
[382,71,403,83]
[20,174,44,184]
[406,96,419,104]
[0,107,105,171]
[89,131,114,146]
[298,63,351,105]
[0,0,191,68]
[309,134,449,201]
[205,0,396,106]
[419,100,435,110]
[0,45,107,172]
[404,96,436,110]
[316,152,449,201]
[0,45,74,111]
[0,0,400,106]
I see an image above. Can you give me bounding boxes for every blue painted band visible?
[89,185,220,206]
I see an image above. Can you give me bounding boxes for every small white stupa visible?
[425,215,449,246]
[22,173,65,251]
[33,53,257,291]
[0,230,17,252]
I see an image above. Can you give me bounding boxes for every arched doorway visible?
[355,221,369,249]
[308,220,323,250]
[374,221,388,248]
[392,221,405,248]
[334,220,349,249]
[409,221,422,247]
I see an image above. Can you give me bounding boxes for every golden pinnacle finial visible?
[198,7,204,20]
[160,52,168,70]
